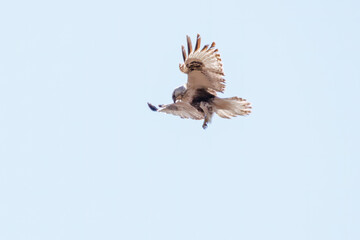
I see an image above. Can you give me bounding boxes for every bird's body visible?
[148,34,251,129]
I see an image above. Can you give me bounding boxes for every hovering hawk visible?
[148,34,251,129]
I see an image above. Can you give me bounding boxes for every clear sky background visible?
[0,0,359,239]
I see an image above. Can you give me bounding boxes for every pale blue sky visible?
[0,0,359,239]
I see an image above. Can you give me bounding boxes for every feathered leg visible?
[200,102,214,129]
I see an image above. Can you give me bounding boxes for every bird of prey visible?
[148,34,251,129]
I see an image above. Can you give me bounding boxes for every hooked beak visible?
[172,95,176,103]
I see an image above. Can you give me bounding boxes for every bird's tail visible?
[213,97,251,118]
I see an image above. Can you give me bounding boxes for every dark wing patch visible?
[147,102,158,111]
[187,61,203,71]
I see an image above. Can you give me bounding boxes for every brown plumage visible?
[201,44,209,51]
[207,42,216,52]
[181,45,187,62]
[194,34,201,51]
[186,35,192,54]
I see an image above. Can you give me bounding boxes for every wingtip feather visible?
[147,102,158,111]
[181,45,187,62]
[201,44,209,51]
[194,34,201,51]
[186,35,193,54]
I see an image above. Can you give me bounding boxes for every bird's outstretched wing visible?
[179,34,225,93]
[147,102,204,120]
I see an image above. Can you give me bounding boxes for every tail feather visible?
[213,97,251,118]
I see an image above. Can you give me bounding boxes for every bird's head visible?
[172,85,187,103]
